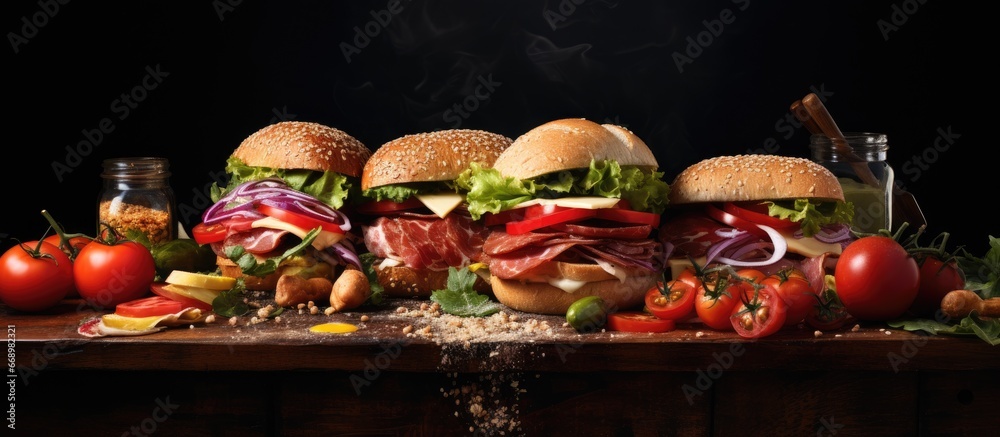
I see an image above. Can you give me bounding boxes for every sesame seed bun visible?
[492,118,659,180]
[489,268,656,315]
[361,129,513,190]
[232,121,372,177]
[668,154,845,204]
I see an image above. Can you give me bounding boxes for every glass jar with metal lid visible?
[98,157,177,244]
[809,133,893,234]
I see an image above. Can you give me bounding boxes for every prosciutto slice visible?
[363,212,490,271]
[484,227,664,279]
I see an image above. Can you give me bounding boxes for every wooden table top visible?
[7,298,999,374]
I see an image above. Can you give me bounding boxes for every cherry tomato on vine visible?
[806,287,853,331]
[908,255,965,318]
[0,241,74,312]
[74,229,156,309]
[763,268,816,326]
[835,236,920,321]
[644,280,696,321]
[730,284,787,339]
[694,271,754,331]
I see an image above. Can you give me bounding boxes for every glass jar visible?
[98,157,177,245]
[809,133,893,234]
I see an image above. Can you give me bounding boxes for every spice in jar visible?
[98,157,176,245]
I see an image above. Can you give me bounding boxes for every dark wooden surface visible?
[6,298,1000,435]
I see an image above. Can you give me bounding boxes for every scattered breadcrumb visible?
[814,330,823,338]
[360,315,370,322]
[204,314,216,324]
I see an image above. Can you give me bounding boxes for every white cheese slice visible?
[668,256,706,281]
[510,196,620,210]
[251,216,345,250]
[546,277,589,293]
[415,193,465,218]
[77,308,206,338]
[779,229,843,257]
[378,257,403,270]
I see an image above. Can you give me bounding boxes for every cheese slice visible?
[251,216,345,250]
[77,308,206,338]
[546,277,589,293]
[510,196,620,210]
[668,256,706,281]
[780,229,843,258]
[416,193,465,218]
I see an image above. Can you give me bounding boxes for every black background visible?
[3,1,992,255]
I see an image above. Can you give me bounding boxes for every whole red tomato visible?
[42,234,92,298]
[74,238,156,309]
[835,236,920,321]
[908,255,965,317]
[763,269,815,327]
[0,241,74,312]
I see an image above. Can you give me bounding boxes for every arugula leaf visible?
[887,312,1000,346]
[359,252,385,306]
[430,267,501,317]
[224,228,320,277]
[213,279,249,317]
[957,235,1000,299]
[362,181,456,203]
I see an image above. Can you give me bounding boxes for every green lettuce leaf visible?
[456,160,671,220]
[767,198,854,237]
[887,312,1000,346]
[430,267,501,317]
[361,181,456,203]
[957,235,1000,299]
[212,157,355,209]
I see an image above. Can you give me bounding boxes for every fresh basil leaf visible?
[359,252,385,306]
[957,235,1000,299]
[430,267,500,317]
[212,280,249,317]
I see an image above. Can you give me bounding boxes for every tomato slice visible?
[257,203,345,234]
[723,202,797,229]
[191,222,227,245]
[596,208,661,227]
[150,282,214,311]
[484,209,525,227]
[644,280,696,321]
[355,197,425,215]
[115,295,185,318]
[705,204,769,239]
[607,311,677,333]
[506,208,596,235]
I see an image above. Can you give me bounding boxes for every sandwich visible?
[192,121,372,291]
[659,154,855,287]
[358,129,513,297]
[459,118,672,315]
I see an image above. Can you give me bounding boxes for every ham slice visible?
[362,212,490,271]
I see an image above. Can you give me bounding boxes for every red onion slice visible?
[716,224,787,267]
